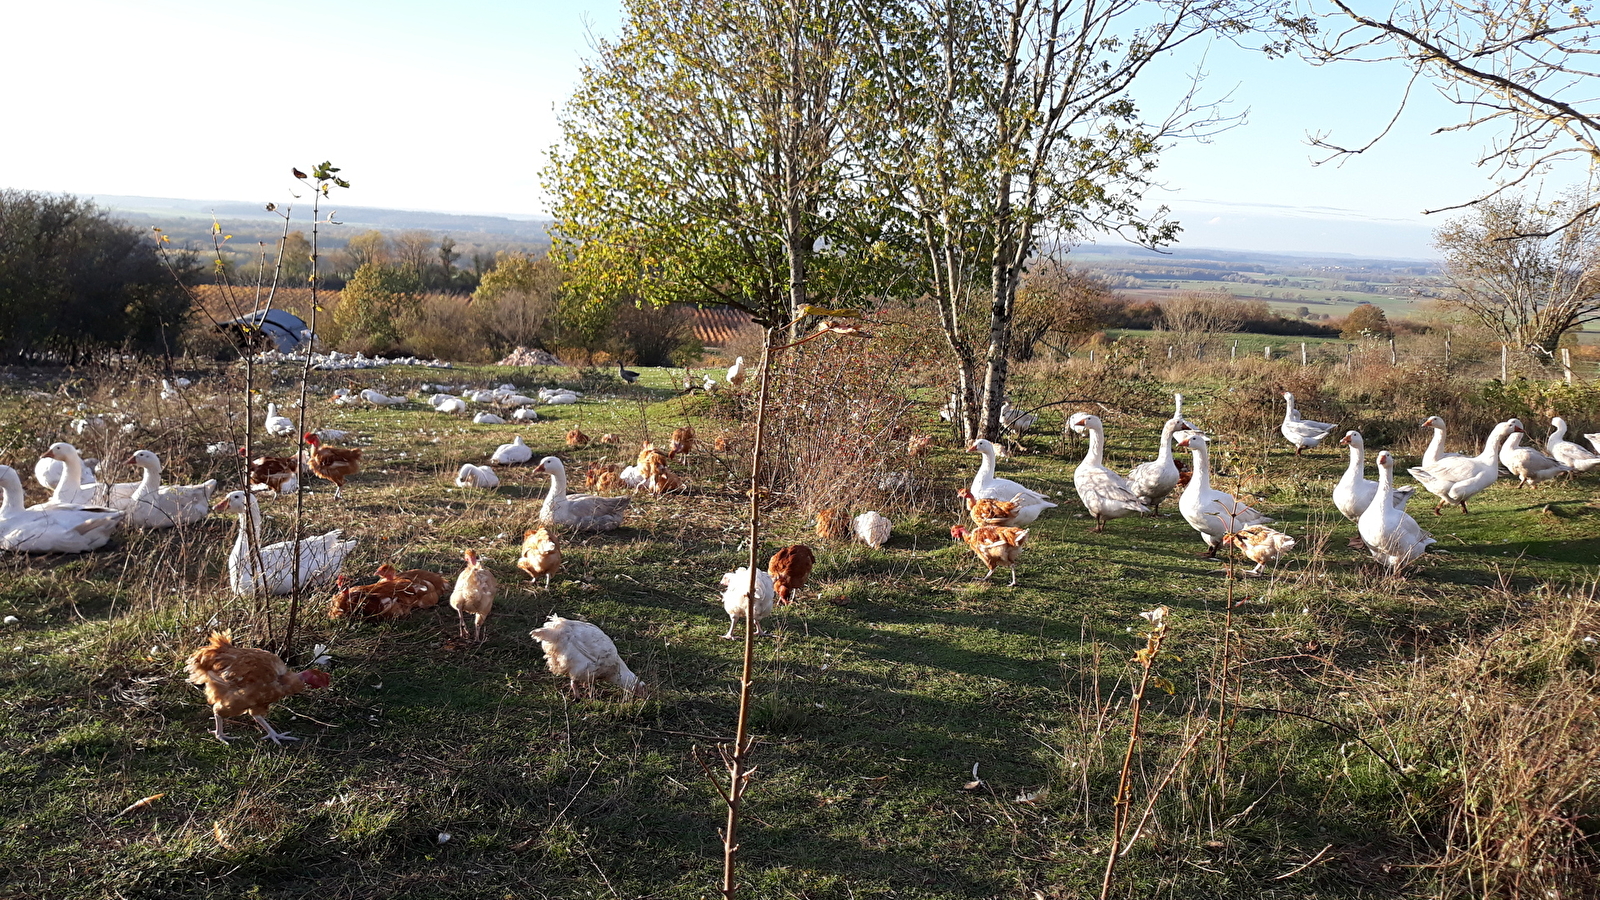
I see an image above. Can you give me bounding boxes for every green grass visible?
[1,361,1597,898]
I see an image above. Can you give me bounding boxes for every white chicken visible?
[854,511,891,549]
[719,567,776,639]
[473,412,507,425]
[454,463,501,489]
[529,615,644,698]
[726,356,747,387]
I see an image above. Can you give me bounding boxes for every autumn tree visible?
[391,231,436,284]
[545,0,879,333]
[1339,302,1391,339]
[343,230,387,270]
[856,0,1295,441]
[336,263,421,352]
[1434,193,1600,359]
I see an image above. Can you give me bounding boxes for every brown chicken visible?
[566,428,590,448]
[302,433,362,498]
[450,549,498,642]
[1222,525,1297,576]
[600,433,621,444]
[669,425,697,459]
[636,442,668,469]
[950,524,1030,586]
[815,508,848,540]
[517,527,563,587]
[240,447,299,496]
[767,544,816,605]
[956,487,1022,526]
[585,461,620,491]
[907,435,933,457]
[714,431,739,453]
[329,564,447,620]
[185,630,330,744]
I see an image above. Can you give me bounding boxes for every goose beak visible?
[213,497,232,512]
[123,455,139,466]
[531,462,547,475]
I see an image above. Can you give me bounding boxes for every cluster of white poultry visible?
[253,349,454,370]
[1,442,220,553]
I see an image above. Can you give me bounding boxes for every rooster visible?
[956,487,1021,527]
[450,549,497,642]
[530,615,644,698]
[1222,525,1296,576]
[566,428,590,448]
[767,545,815,605]
[302,433,362,498]
[517,527,562,587]
[950,524,1030,586]
[669,425,696,459]
[239,447,299,497]
[185,631,330,744]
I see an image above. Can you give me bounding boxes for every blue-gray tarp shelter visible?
[218,310,312,352]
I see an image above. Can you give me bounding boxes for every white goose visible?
[1067,413,1149,531]
[216,491,355,596]
[1546,417,1600,474]
[119,450,217,528]
[34,454,97,493]
[1358,450,1436,572]
[490,436,533,465]
[32,443,137,510]
[1420,415,1464,468]
[0,465,123,553]
[1280,392,1338,455]
[1408,419,1515,515]
[454,463,500,488]
[264,402,298,438]
[360,388,406,406]
[1125,394,1190,514]
[1500,426,1573,487]
[1333,430,1413,522]
[530,457,631,531]
[1176,431,1272,557]
[966,439,1056,525]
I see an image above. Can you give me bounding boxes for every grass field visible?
[2,359,1597,899]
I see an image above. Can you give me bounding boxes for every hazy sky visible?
[3,0,1583,259]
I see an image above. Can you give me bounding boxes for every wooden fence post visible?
[1300,342,1307,366]
[1444,331,1452,374]
[1264,345,1272,361]
[1346,343,1353,372]
[1389,337,1397,366]
[1231,340,1238,361]
[1562,348,1573,384]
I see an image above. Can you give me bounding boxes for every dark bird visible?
[618,361,639,384]
[292,168,308,179]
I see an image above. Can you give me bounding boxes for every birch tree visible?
[857,0,1293,441]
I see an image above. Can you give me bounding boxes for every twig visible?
[1273,844,1334,880]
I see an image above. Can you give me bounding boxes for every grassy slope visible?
[1,364,1597,899]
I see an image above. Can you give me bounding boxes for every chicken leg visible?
[252,713,299,745]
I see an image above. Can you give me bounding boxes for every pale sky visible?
[3,0,1582,259]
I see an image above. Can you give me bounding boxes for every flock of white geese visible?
[1047,392,1599,574]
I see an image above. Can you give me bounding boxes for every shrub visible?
[0,190,196,363]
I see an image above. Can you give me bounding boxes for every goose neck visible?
[1188,440,1212,491]
[0,477,22,517]
[136,462,161,495]
[975,445,997,481]
[1425,425,1446,459]
[1478,424,1512,461]
[1155,419,1180,464]
[51,451,85,504]
[1084,425,1106,467]
[1551,419,1567,443]
[1345,440,1365,476]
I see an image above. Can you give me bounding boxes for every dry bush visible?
[1356,583,1600,898]
[762,317,947,516]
